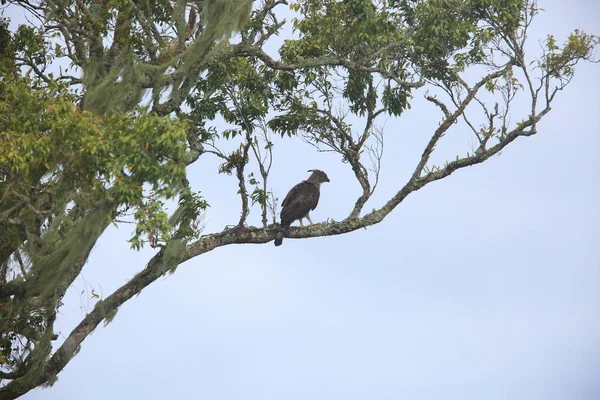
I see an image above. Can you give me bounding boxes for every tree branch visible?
[235,44,424,90]
[236,142,251,227]
[412,63,515,181]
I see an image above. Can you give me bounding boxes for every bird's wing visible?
[280,181,320,226]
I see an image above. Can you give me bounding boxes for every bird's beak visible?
[326,177,330,182]
[307,169,313,173]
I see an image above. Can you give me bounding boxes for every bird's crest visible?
[306,169,330,183]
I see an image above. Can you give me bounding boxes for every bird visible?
[274,169,330,246]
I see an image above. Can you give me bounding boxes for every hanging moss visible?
[81,0,253,115]
[164,238,187,274]
[25,199,114,299]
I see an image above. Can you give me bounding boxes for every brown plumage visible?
[274,169,330,246]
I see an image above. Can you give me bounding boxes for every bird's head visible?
[307,169,330,184]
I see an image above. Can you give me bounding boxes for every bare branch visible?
[249,122,274,227]
[425,94,451,118]
[365,127,384,196]
[412,63,515,181]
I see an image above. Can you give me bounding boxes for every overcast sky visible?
[5,1,599,399]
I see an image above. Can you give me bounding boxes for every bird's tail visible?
[274,229,285,246]
[274,222,292,246]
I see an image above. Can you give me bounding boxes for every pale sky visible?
[5,1,599,399]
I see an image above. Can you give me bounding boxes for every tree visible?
[0,0,597,398]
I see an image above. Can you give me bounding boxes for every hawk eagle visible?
[274,169,330,246]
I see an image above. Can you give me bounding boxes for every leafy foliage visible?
[0,73,190,250]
